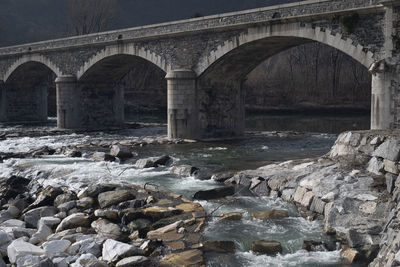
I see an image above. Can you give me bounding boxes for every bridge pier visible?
[166,69,198,139]
[55,75,81,129]
[0,81,5,121]
[371,68,395,130]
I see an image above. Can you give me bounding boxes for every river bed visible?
[0,114,369,266]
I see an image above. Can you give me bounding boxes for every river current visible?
[0,114,370,266]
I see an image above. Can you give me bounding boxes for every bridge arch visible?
[77,44,170,80]
[193,22,375,139]
[3,54,62,82]
[195,22,375,78]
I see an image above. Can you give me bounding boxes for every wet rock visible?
[65,149,82,158]
[193,186,235,200]
[29,186,64,209]
[54,192,77,207]
[218,212,243,221]
[98,190,135,208]
[341,247,365,264]
[171,165,199,177]
[202,240,235,253]
[251,210,289,220]
[175,203,203,213]
[92,152,115,162]
[118,199,146,210]
[251,240,282,255]
[160,249,203,266]
[24,206,58,228]
[115,256,149,267]
[135,155,172,168]
[192,169,212,180]
[57,201,76,213]
[30,146,55,157]
[0,176,30,200]
[211,172,234,183]
[78,184,117,199]
[128,218,152,232]
[141,206,183,221]
[91,219,124,240]
[302,240,326,252]
[56,213,91,232]
[7,239,45,264]
[102,239,142,263]
[94,209,119,221]
[281,189,295,202]
[71,253,107,267]
[76,197,94,210]
[42,240,71,258]
[110,144,133,159]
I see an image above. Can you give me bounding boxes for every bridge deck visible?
[0,0,382,57]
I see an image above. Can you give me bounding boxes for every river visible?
[0,113,370,266]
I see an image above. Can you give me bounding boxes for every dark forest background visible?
[0,0,371,115]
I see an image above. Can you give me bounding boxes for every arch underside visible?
[77,54,167,129]
[2,62,56,122]
[196,34,372,139]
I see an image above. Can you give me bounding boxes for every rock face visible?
[251,240,282,255]
[193,186,235,200]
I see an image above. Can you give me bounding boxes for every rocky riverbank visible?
[211,130,400,266]
[0,176,214,266]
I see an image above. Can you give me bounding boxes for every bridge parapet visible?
[0,0,382,57]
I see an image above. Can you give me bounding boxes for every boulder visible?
[0,176,30,200]
[7,239,45,264]
[56,213,91,232]
[24,206,58,228]
[42,240,71,258]
[251,240,282,255]
[94,209,119,221]
[78,184,117,199]
[30,224,53,244]
[218,212,243,221]
[372,139,400,161]
[302,240,326,252]
[170,165,199,177]
[202,240,235,253]
[367,157,384,175]
[98,190,135,208]
[102,239,142,263]
[211,172,234,183]
[141,206,183,221]
[1,219,25,228]
[71,253,107,267]
[160,249,203,266]
[76,197,94,210]
[65,149,82,158]
[54,192,77,207]
[135,155,172,168]
[193,186,235,200]
[251,210,289,220]
[116,256,149,267]
[29,186,64,208]
[341,247,365,264]
[110,144,133,159]
[91,219,124,240]
[92,152,115,162]
[15,255,53,267]
[38,217,61,229]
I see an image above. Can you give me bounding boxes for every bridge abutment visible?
[166,69,198,139]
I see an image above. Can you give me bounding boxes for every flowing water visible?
[0,114,370,266]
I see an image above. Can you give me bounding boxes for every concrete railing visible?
[0,0,382,56]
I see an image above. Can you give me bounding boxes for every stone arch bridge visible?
[0,0,399,139]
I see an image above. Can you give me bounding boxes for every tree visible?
[67,0,117,35]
